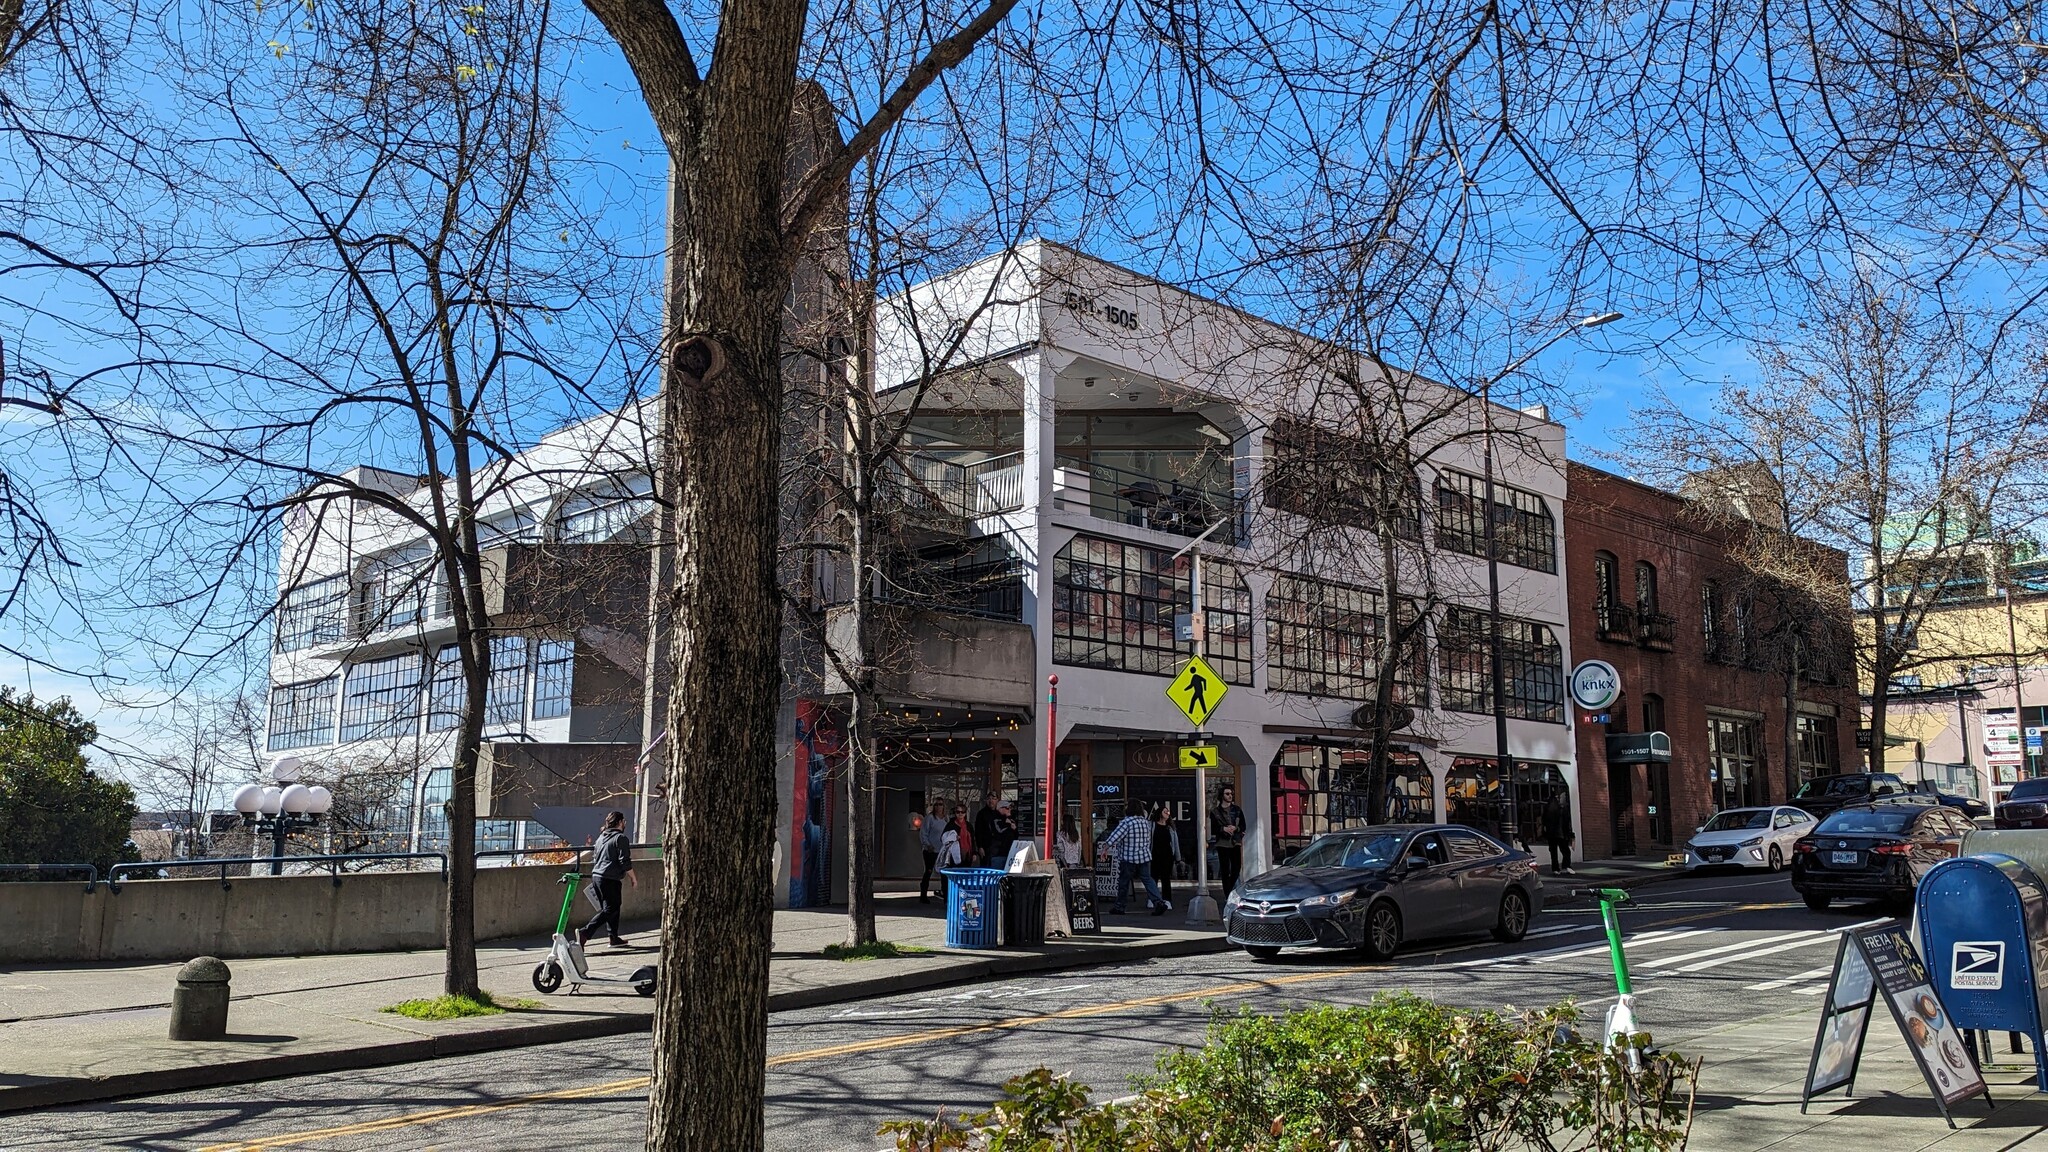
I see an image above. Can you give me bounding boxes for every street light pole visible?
[1476,311,1621,845]
[2005,584,2031,779]
[1175,516,1230,926]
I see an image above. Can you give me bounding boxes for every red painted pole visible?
[1045,674,1059,858]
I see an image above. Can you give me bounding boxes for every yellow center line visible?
[197,901,1754,1151]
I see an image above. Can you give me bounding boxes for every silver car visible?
[1681,805,1816,872]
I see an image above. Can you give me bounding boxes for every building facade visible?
[787,242,1584,901]
[1563,463,1857,860]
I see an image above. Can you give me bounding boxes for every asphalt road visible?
[4,869,1882,1151]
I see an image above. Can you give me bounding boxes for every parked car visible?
[1910,780,1990,821]
[1995,778,2048,829]
[1681,806,1817,872]
[1790,803,1974,911]
[1788,772,1930,819]
[1225,824,1543,962]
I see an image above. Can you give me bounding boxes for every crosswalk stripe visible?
[1747,966,1831,991]
[1446,927,1714,969]
[1637,928,1828,969]
[1665,919,1889,974]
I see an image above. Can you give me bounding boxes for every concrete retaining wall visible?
[0,864,665,964]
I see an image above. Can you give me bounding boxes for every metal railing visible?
[1055,453,1237,541]
[0,863,98,891]
[1594,602,1635,640]
[474,841,664,870]
[107,851,448,892]
[884,452,1027,521]
[1636,610,1676,649]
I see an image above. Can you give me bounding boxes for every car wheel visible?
[1362,902,1403,961]
[1768,845,1784,873]
[1493,889,1530,943]
[1243,945,1281,962]
[1803,892,1831,911]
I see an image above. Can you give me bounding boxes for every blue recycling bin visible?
[1916,852,2048,1088]
[941,867,1004,949]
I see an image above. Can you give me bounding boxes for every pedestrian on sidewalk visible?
[918,803,946,903]
[972,794,1001,865]
[1054,819,1084,868]
[937,809,965,900]
[1103,803,1165,915]
[1151,806,1180,909]
[989,800,1018,866]
[1543,793,1576,876]
[1210,784,1246,896]
[947,804,975,884]
[577,811,637,948]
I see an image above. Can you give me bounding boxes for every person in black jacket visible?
[1210,784,1247,897]
[972,794,1001,866]
[577,810,639,948]
[1542,793,1576,877]
[1150,806,1180,911]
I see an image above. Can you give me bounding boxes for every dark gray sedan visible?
[1224,824,1544,961]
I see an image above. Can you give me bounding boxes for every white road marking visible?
[1447,927,1715,969]
[1746,966,1831,992]
[1665,919,1888,974]
[1637,928,1828,969]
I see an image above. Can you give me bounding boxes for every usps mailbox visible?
[1916,852,2048,1089]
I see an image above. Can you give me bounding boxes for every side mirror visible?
[1404,855,1431,871]
[1695,825,1705,833]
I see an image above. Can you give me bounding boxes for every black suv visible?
[1789,772,1931,819]
[1996,778,2048,829]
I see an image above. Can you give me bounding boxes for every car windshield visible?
[1796,776,1867,799]
[1288,833,1407,870]
[1702,809,1773,831]
[2009,780,2048,801]
[1817,808,1914,835]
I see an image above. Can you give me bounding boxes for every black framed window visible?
[1702,579,1722,653]
[1265,575,1427,704]
[276,575,347,652]
[339,653,423,742]
[1437,606,1565,722]
[266,677,338,750]
[1643,692,1666,732]
[532,639,574,719]
[1263,418,1422,538]
[1796,713,1839,784]
[1709,713,1767,808]
[1593,552,1618,611]
[1271,743,1434,857]
[1051,535,1252,683]
[1433,470,1557,573]
[352,554,442,637]
[1635,562,1658,613]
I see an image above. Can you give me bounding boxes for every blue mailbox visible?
[1916,852,2048,1089]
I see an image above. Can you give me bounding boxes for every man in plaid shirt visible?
[1103,804,1167,915]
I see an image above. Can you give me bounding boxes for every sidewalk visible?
[1679,1002,2048,1149]
[0,892,1225,1114]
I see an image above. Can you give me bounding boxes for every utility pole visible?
[2005,583,2031,780]
[1176,517,1228,926]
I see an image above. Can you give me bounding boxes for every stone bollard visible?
[168,956,232,1041]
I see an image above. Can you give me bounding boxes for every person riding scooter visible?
[578,811,638,949]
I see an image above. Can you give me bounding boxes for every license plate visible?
[1830,851,1859,865]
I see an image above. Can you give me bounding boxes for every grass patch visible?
[823,940,934,962]
[381,991,535,1020]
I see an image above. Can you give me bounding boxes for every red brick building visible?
[1564,463,1858,860]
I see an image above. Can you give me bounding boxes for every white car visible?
[1681,806,1816,872]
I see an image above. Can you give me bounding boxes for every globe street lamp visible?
[231,757,333,875]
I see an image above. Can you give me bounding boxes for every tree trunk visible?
[1782,660,1801,803]
[844,433,878,947]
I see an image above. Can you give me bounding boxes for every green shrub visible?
[880,994,1696,1151]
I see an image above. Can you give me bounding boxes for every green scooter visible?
[1578,886,1647,1070]
[532,867,656,997]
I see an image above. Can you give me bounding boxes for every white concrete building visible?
[788,242,1580,905]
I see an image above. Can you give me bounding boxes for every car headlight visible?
[1741,837,1763,848]
[1223,891,1241,912]
[1300,890,1358,908]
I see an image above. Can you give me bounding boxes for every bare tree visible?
[1629,271,2048,769]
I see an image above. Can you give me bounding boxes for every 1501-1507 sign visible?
[1061,291,1141,331]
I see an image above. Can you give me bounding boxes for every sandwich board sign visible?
[1804,923,1989,1126]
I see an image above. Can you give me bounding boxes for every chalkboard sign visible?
[1063,864,1101,935]
[1805,923,1988,1127]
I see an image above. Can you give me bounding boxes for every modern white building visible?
[786,242,1580,904]
[263,407,660,855]
[265,240,1585,904]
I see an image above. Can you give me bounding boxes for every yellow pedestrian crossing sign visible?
[1166,656,1227,727]
[1178,745,1220,769]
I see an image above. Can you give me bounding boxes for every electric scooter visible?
[532,868,656,997]
[1577,886,1647,1070]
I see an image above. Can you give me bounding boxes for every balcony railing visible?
[883,452,1027,522]
[1636,610,1676,651]
[1055,453,1238,542]
[1595,602,1635,643]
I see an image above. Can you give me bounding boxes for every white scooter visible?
[532,868,656,997]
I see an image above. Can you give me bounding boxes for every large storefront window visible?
[1266,575,1428,704]
[1445,757,1569,844]
[1709,713,1767,809]
[1795,712,1838,785]
[1437,607,1565,722]
[1271,743,1435,858]
[1052,535,1251,682]
[1434,470,1557,573]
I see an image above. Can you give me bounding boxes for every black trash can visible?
[1000,873,1052,946]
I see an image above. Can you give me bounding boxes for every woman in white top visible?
[1054,819,1084,868]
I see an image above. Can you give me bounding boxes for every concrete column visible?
[1236,731,1289,878]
